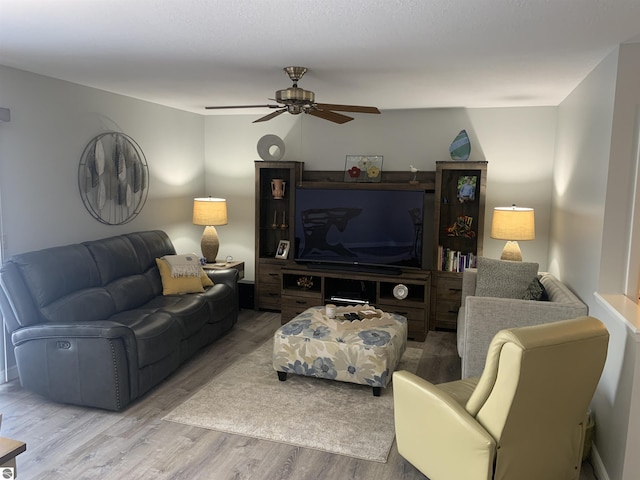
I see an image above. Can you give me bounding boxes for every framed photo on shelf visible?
[275,240,290,259]
[457,175,477,203]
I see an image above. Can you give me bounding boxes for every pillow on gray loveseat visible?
[475,256,539,299]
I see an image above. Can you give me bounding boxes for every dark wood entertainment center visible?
[254,160,487,340]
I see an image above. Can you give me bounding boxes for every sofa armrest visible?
[10,321,139,410]
[393,370,495,480]
[11,321,135,345]
[206,268,239,292]
[461,296,588,378]
[461,268,477,305]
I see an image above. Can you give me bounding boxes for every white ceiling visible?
[2,0,640,116]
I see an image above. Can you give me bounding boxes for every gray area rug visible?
[163,341,422,463]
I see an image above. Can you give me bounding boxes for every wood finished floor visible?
[0,309,598,480]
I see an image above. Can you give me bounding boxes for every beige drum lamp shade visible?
[490,205,535,261]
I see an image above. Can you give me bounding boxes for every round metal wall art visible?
[78,132,149,225]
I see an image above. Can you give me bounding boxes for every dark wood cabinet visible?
[253,161,487,335]
[431,161,487,330]
[431,272,463,330]
[254,161,303,310]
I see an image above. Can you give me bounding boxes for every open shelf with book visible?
[437,248,477,273]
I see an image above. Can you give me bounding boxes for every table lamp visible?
[193,197,228,264]
[490,205,535,261]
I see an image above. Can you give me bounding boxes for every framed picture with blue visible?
[457,175,477,203]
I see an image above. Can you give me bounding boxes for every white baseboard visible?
[0,365,18,383]
[591,444,610,480]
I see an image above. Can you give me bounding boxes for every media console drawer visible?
[256,265,283,310]
[280,267,430,339]
[377,303,426,341]
[431,272,463,330]
[437,275,463,299]
[281,294,322,324]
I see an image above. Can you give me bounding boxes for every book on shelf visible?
[437,246,476,272]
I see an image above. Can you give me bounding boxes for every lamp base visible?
[201,225,220,263]
[500,241,523,261]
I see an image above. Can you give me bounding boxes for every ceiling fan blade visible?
[315,103,380,114]
[307,109,353,124]
[253,109,287,123]
[205,104,280,110]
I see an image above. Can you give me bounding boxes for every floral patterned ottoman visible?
[272,305,408,396]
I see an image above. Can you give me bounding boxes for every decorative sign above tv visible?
[344,155,383,182]
[78,132,149,225]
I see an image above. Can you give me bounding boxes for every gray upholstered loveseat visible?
[0,230,238,410]
[457,262,588,378]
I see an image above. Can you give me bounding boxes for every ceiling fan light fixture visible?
[276,87,315,104]
[284,66,308,82]
[287,105,304,115]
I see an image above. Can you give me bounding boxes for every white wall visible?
[554,44,640,480]
[599,43,640,480]
[205,107,557,280]
[0,66,206,257]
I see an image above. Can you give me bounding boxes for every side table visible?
[204,261,248,309]
[203,260,244,280]
[0,436,26,478]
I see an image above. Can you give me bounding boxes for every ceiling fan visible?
[205,66,380,124]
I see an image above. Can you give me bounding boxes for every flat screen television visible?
[294,187,433,272]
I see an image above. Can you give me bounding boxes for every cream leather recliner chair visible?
[393,316,609,480]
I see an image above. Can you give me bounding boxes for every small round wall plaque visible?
[78,132,149,225]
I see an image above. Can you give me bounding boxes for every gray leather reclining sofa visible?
[0,230,238,410]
